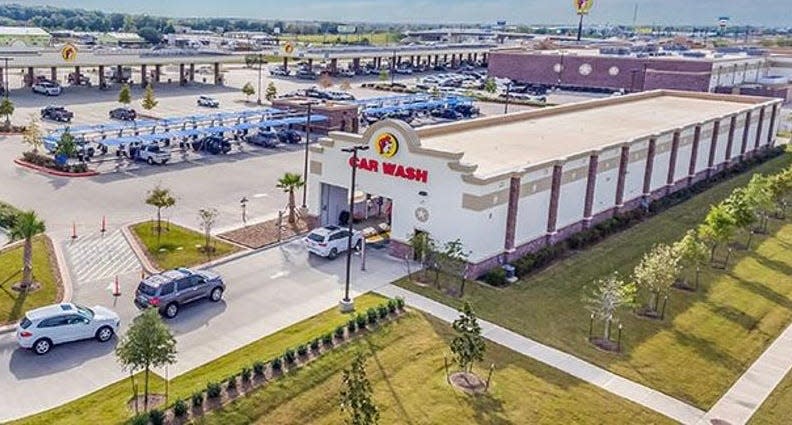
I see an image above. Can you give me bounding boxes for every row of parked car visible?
[280,86,355,102]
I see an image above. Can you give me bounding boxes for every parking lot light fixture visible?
[257,53,263,105]
[301,101,315,208]
[0,57,12,99]
[240,197,249,225]
[340,145,369,312]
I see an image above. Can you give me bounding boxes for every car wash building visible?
[307,90,783,276]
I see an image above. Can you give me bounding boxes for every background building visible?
[0,26,51,47]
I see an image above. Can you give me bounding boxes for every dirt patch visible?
[449,372,487,394]
[127,393,166,413]
[589,337,621,353]
[11,281,41,293]
[219,215,316,249]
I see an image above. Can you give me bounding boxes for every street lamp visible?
[390,49,396,86]
[503,82,511,115]
[256,53,263,105]
[339,145,369,312]
[301,101,316,208]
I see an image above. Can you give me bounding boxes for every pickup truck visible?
[133,144,171,165]
[40,105,74,122]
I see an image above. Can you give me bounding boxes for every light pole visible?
[240,196,248,226]
[0,57,12,99]
[301,101,315,208]
[340,145,369,312]
[256,53,263,105]
[503,82,511,114]
[390,49,396,85]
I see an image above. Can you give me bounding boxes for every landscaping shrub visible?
[130,413,148,425]
[173,399,188,417]
[240,366,251,382]
[226,375,237,391]
[355,313,367,329]
[377,304,389,319]
[346,319,357,333]
[191,391,204,407]
[296,344,308,356]
[206,381,222,399]
[283,348,296,364]
[148,409,165,425]
[21,151,89,174]
[335,325,346,339]
[366,308,378,324]
[387,299,397,313]
[271,357,283,371]
[0,201,21,229]
[252,361,265,376]
[395,297,405,310]
[481,267,507,286]
[310,337,321,351]
[322,332,334,346]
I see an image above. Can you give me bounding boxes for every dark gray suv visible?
[134,268,225,318]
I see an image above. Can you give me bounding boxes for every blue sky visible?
[7,0,791,26]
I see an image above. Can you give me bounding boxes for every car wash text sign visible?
[346,131,429,183]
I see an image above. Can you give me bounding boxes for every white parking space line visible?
[65,230,140,285]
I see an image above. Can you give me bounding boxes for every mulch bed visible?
[219,216,316,249]
[589,337,620,353]
[449,372,487,394]
[127,394,166,415]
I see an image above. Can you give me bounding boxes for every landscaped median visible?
[0,235,62,327]
[12,294,674,425]
[396,152,792,409]
[128,221,241,271]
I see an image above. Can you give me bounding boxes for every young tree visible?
[449,301,486,373]
[118,83,132,105]
[407,231,437,283]
[483,78,498,94]
[768,167,792,218]
[632,243,680,316]
[116,308,177,412]
[744,174,775,234]
[241,82,255,101]
[318,74,333,89]
[339,80,352,91]
[339,352,379,425]
[54,129,77,160]
[378,69,388,82]
[672,230,709,290]
[439,239,470,296]
[0,97,14,129]
[264,81,278,102]
[197,207,219,257]
[23,114,44,153]
[276,172,305,224]
[141,83,158,111]
[145,185,176,245]
[723,188,758,248]
[9,210,45,290]
[585,272,636,341]
[698,202,737,264]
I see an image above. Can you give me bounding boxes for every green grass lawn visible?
[194,312,673,425]
[0,236,59,325]
[396,153,792,409]
[12,294,386,425]
[750,368,792,424]
[130,221,240,270]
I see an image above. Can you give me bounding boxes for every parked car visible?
[269,66,290,76]
[193,134,232,155]
[337,69,355,78]
[303,225,363,259]
[296,69,316,80]
[16,303,120,355]
[277,129,302,144]
[67,72,91,86]
[245,131,279,148]
[40,105,73,122]
[134,143,171,165]
[394,67,413,75]
[197,95,220,108]
[109,106,137,121]
[135,268,225,318]
[32,82,62,96]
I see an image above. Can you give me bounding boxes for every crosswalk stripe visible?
[65,230,141,285]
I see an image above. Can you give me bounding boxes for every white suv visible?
[32,82,62,96]
[303,225,363,259]
[16,303,120,355]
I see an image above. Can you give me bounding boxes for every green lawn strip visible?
[0,236,59,325]
[11,293,385,425]
[195,312,674,425]
[749,368,792,425]
[395,153,792,409]
[130,221,241,270]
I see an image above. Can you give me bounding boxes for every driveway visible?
[0,240,406,422]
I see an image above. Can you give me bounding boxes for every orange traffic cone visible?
[71,222,78,240]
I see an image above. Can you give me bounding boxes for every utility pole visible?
[301,101,314,208]
[257,53,263,105]
[339,145,369,312]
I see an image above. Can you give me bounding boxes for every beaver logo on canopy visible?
[61,43,77,62]
[374,132,399,159]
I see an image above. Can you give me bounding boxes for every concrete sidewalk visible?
[377,284,706,425]
[698,322,792,425]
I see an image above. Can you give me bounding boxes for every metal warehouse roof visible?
[0,26,50,37]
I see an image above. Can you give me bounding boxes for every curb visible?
[0,234,72,335]
[14,159,99,178]
[120,224,159,275]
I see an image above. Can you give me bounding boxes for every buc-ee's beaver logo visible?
[374,132,398,159]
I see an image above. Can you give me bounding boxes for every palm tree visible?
[276,172,305,224]
[10,211,46,290]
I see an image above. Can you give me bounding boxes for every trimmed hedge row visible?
[481,146,786,284]
[21,151,89,174]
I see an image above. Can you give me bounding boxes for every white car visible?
[303,225,363,259]
[16,303,120,355]
[197,95,220,108]
[32,82,62,96]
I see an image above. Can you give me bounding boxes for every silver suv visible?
[134,268,225,318]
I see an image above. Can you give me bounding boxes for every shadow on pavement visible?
[8,337,118,380]
[164,299,228,335]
